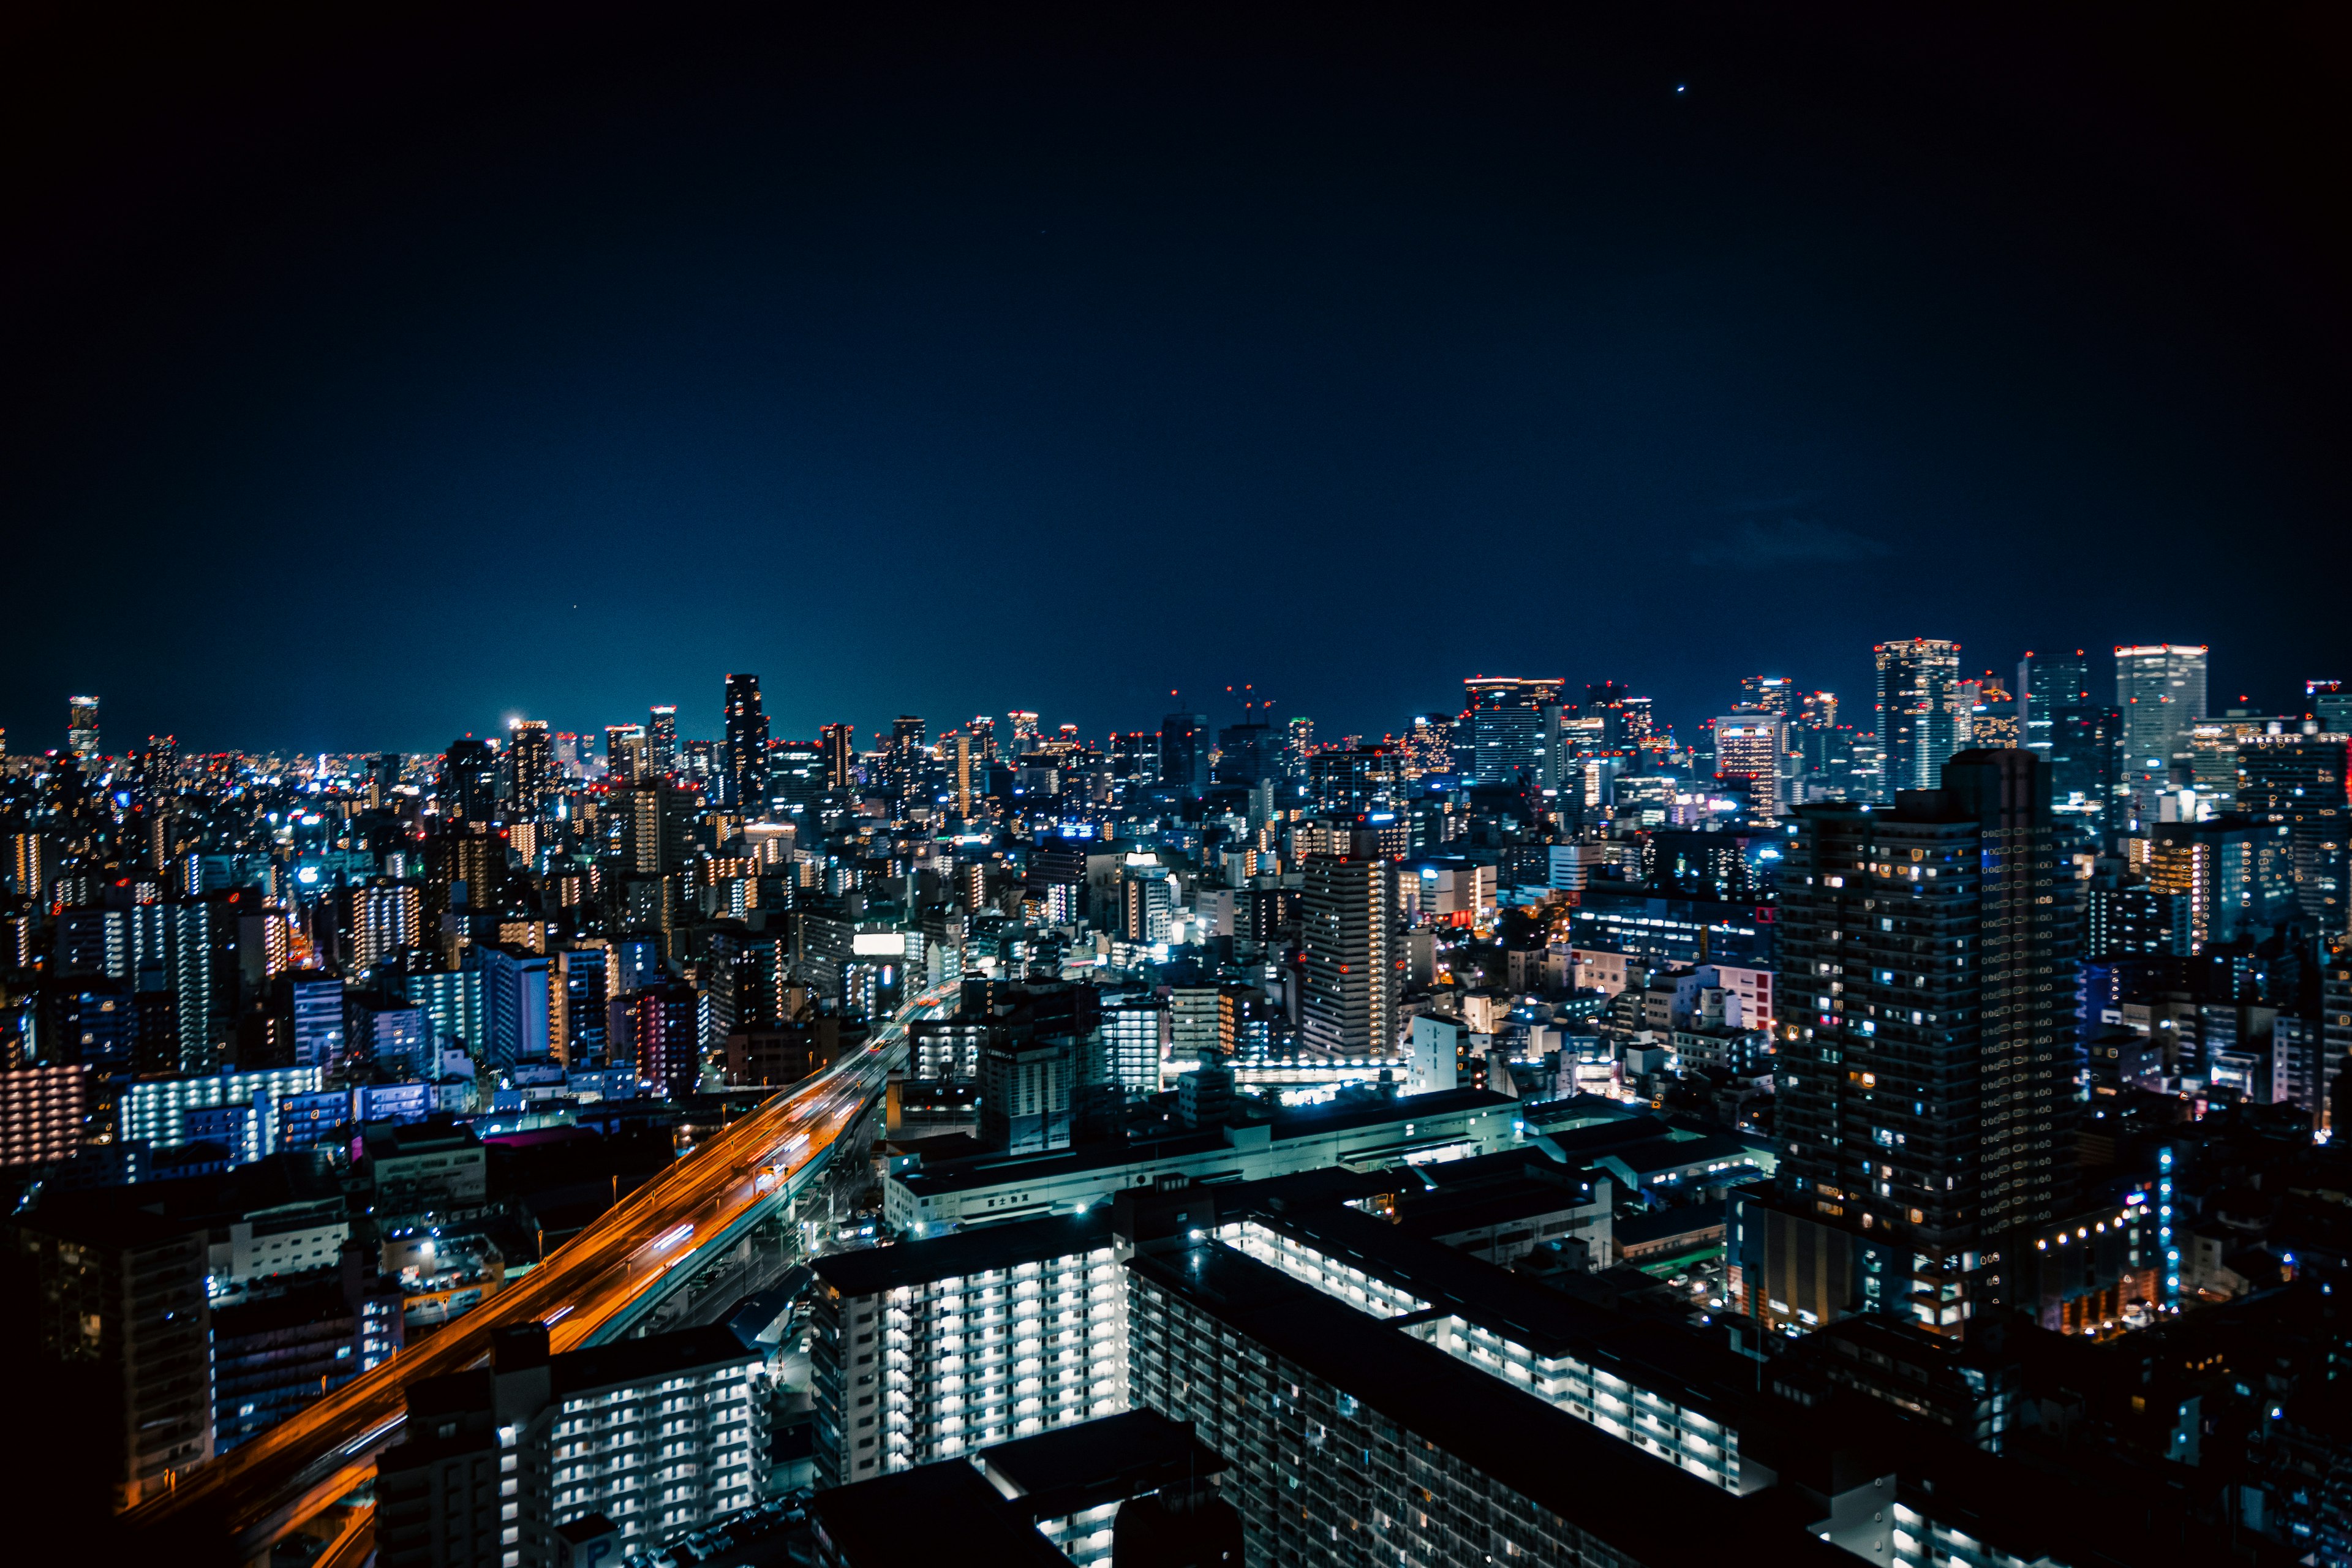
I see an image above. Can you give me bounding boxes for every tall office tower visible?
[645,703,679,777]
[375,1323,761,1563]
[1798,690,1838,730]
[1775,748,2078,1335]
[366,752,401,809]
[2017,649,2094,754]
[820,722,856,790]
[1713,710,1790,816]
[2046,706,2122,840]
[2116,644,2209,812]
[351,881,423,971]
[2307,679,2352,734]
[1008,710,1040,749]
[810,1215,1128,1490]
[437,736,500,821]
[2146,818,2296,952]
[2239,736,2350,927]
[1102,991,1168,1094]
[1460,676,1565,786]
[1874,639,1967,793]
[722,673,769,812]
[67,694,100,758]
[1740,674,1795,715]
[965,714,998,762]
[1300,853,1399,1060]
[508,719,555,820]
[138,734,178,805]
[952,733,973,818]
[1159,711,1208,790]
[1211,721,1276,785]
[603,723,646,784]
[1286,715,1316,776]
[1967,674,2019,747]
[888,714,927,800]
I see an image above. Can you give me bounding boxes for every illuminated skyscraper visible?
[1713,710,1790,815]
[1008,710,1041,748]
[820,722,856,790]
[1740,675,1794,715]
[1774,748,2078,1335]
[1160,711,1208,790]
[508,719,554,820]
[1874,638,1965,793]
[67,695,100,759]
[1460,676,1564,788]
[351,880,423,971]
[646,704,679,776]
[2016,649,2094,755]
[888,715,927,800]
[437,737,499,821]
[603,723,646,784]
[723,674,769,810]
[1300,851,1399,1060]
[2115,644,2208,813]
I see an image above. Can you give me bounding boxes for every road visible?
[126,984,954,1559]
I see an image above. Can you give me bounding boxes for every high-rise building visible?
[1300,853,1399,1060]
[625,780,695,876]
[507,719,555,820]
[2145,816,2296,952]
[0,1065,91,1168]
[821,722,856,790]
[1008,710,1040,749]
[1713,711,1790,816]
[437,737,500,821]
[887,714,927,801]
[1156,711,1207,790]
[476,943,554,1071]
[1966,674,2019,747]
[288,976,348,1071]
[1460,676,1565,788]
[375,1323,760,1563]
[2046,704,2121,839]
[2237,736,2350,928]
[2116,644,2209,811]
[603,723,646,784]
[1774,748,2078,1335]
[2306,679,2352,735]
[1874,639,1965,794]
[350,880,423,971]
[646,704,679,777]
[1740,674,1794,715]
[67,694,100,758]
[978,1033,1073,1153]
[810,1214,1127,1490]
[723,674,769,811]
[16,1201,213,1509]
[2017,649,2094,755]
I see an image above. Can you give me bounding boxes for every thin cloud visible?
[1689,516,1895,568]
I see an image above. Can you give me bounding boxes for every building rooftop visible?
[549,1324,758,1400]
[808,1455,1069,1568]
[813,1212,1115,1297]
[1128,1240,1849,1568]
[977,1408,1226,1524]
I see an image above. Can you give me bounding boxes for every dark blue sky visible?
[2,4,2344,755]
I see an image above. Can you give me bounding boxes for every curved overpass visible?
[127,986,955,1561]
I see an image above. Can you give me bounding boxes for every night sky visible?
[2,4,2344,756]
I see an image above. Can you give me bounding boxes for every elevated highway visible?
[127,985,954,1562]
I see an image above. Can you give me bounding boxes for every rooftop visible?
[813,1212,1116,1297]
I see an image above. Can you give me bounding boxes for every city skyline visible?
[2,10,2345,755]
